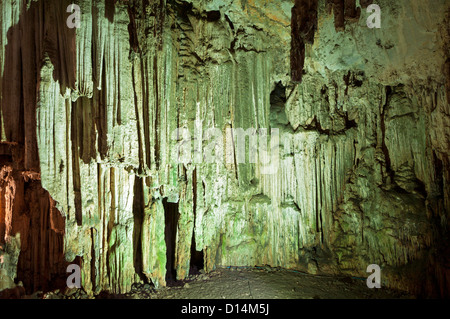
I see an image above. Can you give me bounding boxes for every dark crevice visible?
[174,1,194,22]
[96,54,108,159]
[380,86,393,184]
[292,199,301,213]
[0,154,12,164]
[225,14,234,31]
[131,62,144,173]
[202,180,206,205]
[344,112,357,130]
[414,178,428,198]
[229,37,237,54]
[127,3,140,53]
[270,81,287,105]
[327,0,361,32]
[90,228,96,292]
[70,101,82,226]
[433,151,444,197]
[234,46,266,54]
[359,0,374,9]
[190,234,204,275]
[105,0,116,23]
[391,184,410,194]
[153,54,160,170]
[343,71,364,95]
[141,58,151,169]
[227,123,239,181]
[163,197,179,282]
[190,168,204,275]
[155,0,166,50]
[317,158,324,244]
[270,81,288,129]
[314,155,320,233]
[291,0,319,82]
[192,51,204,63]
[206,10,221,22]
[132,176,148,284]
[303,116,331,135]
[344,0,360,21]
[343,71,350,95]
[328,0,345,31]
[321,85,329,104]
[445,58,450,104]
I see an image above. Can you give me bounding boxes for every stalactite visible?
[0,0,449,298]
[290,0,319,82]
[327,0,361,32]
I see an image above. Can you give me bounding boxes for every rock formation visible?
[0,0,449,297]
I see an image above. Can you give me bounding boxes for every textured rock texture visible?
[0,0,449,297]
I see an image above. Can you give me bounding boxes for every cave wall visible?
[0,0,449,297]
[0,0,70,294]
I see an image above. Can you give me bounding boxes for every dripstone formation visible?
[0,0,449,297]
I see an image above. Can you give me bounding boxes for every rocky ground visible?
[2,267,413,299]
[1,0,448,298]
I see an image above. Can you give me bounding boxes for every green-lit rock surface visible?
[0,0,449,297]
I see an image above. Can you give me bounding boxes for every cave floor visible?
[12,267,413,299]
[97,267,413,300]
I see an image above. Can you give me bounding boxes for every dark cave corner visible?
[189,168,204,276]
[269,81,288,129]
[163,198,180,282]
[189,231,204,277]
[132,176,148,285]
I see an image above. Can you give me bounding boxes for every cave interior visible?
[0,0,449,299]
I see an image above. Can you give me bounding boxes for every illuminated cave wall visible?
[0,0,449,297]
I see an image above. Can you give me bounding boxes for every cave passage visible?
[163,198,180,282]
[189,230,204,276]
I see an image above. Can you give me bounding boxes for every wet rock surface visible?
[0,0,449,298]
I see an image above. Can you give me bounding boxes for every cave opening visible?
[189,231,204,276]
[206,10,221,22]
[269,81,288,128]
[163,198,180,282]
[270,81,287,106]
